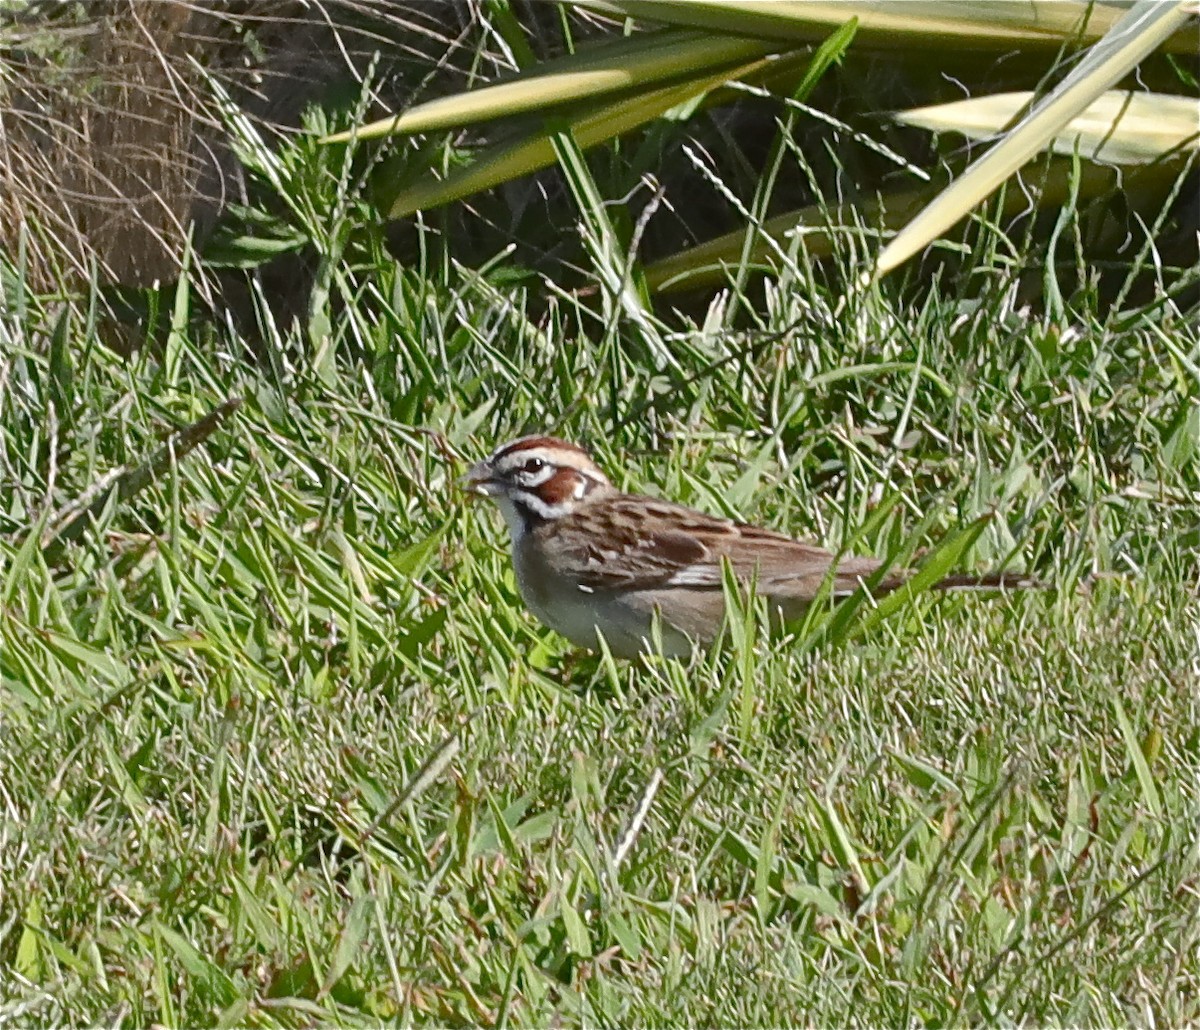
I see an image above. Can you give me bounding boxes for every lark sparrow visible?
[466,435,1038,658]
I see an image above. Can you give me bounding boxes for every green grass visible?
[2,117,1199,1026]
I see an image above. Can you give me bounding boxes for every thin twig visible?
[612,767,664,870]
[41,396,242,548]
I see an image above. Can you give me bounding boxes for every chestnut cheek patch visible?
[537,468,582,506]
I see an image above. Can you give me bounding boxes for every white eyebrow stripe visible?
[491,446,611,488]
[496,450,553,475]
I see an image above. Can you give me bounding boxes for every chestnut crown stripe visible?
[491,435,589,463]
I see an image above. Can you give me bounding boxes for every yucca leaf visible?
[872,0,1195,279]
[644,153,1165,294]
[897,90,1200,166]
[322,29,773,144]
[388,55,773,218]
[650,140,1199,296]
[577,0,1195,52]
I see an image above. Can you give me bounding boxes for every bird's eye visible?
[521,457,546,474]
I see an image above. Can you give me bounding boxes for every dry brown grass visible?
[0,0,474,294]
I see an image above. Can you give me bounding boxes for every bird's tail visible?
[931,571,1048,592]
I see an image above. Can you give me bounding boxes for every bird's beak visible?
[460,461,499,497]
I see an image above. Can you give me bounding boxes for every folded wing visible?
[561,495,883,599]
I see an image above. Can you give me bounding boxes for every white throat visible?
[493,493,532,544]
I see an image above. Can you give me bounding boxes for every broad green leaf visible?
[3,516,49,604]
[606,910,643,960]
[48,304,73,429]
[15,899,42,981]
[394,607,448,659]
[897,90,1200,166]
[892,751,963,797]
[388,526,446,577]
[155,923,239,1008]
[38,628,128,683]
[559,892,592,956]
[215,1000,251,1029]
[203,228,309,269]
[1111,695,1163,819]
[513,810,559,845]
[320,894,375,998]
[25,924,91,977]
[163,234,192,388]
[814,795,871,893]
[480,792,521,859]
[873,0,1195,278]
[782,881,843,916]
[754,789,788,916]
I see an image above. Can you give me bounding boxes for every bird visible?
[465,434,1040,658]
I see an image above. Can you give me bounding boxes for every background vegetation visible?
[1,1,1198,1026]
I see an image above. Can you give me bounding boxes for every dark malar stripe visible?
[510,489,573,532]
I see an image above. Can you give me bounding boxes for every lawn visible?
[2,223,1196,1025]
